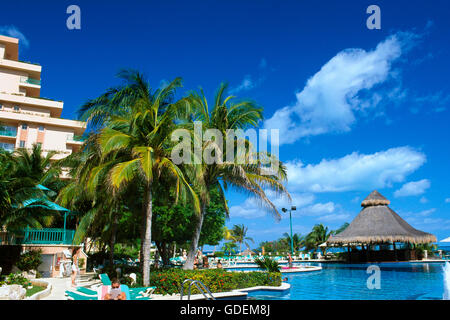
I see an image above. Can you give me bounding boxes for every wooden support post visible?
[393,242,398,261]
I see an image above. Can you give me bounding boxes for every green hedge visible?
[148,269,281,295]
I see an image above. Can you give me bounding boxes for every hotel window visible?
[38,126,44,131]
[22,124,28,130]
[19,141,25,148]
[14,106,20,111]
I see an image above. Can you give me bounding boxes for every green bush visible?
[254,256,281,272]
[147,268,281,295]
[0,273,32,288]
[213,251,225,257]
[16,249,42,272]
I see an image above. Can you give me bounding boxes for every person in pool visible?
[104,278,126,300]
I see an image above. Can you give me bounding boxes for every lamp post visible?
[282,206,296,267]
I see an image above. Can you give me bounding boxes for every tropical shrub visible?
[254,256,281,273]
[0,272,32,288]
[16,249,42,272]
[122,268,281,295]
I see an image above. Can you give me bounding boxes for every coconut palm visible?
[222,241,237,256]
[78,71,200,286]
[305,224,333,255]
[13,144,62,191]
[0,148,51,229]
[182,84,290,269]
[232,224,254,253]
[223,226,236,241]
[283,232,306,252]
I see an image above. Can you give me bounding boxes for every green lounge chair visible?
[65,290,97,300]
[129,286,156,300]
[76,286,97,296]
[99,273,112,285]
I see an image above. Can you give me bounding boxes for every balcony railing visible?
[1,228,76,245]
[0,128,17,137]
[67,135,86,143]
[20,77,41,86]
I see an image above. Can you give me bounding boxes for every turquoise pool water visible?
[238,262,447,300]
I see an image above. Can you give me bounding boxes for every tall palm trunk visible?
[183,204,206,270]
[108,213,118,266]
[142,186,153,286]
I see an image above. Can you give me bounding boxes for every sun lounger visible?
[76,286,97,296]
[65,290,97,300]
[99,273,112,285]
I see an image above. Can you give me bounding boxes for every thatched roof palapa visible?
[327,190,436,245]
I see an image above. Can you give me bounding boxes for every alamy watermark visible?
[171,122,280,175]
[366,265,381,289]
[66,5,81,30]
[366,5,381,30]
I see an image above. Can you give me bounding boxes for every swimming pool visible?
[240,262,447,300]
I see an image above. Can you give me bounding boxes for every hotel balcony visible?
[66,134,85,145]
[0,92,63,117]
[0,228,76,245]
[19,76,41,97]
[0,127,17,139]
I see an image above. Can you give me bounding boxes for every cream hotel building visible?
[0,35,86,166]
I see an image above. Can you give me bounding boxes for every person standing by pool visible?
[216,259,223,269]
[288,253,293,268]
[71,247,80,287]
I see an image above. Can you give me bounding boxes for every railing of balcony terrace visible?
[20,77,41,86]
[4,228,76,245]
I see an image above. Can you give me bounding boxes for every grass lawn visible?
[26,285,45,297]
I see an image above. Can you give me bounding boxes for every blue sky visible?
[1,1,449,248]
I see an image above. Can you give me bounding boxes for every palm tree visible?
[222,241,237,256]
[232,224,254,253]
[223,226,236,241]
[0,145,61,229]
[283,232,306,252]
[334,222,349,235]
[78,71,200,286]
[182,83,290,269]
[305,224,333,255]
[13,144,61,189]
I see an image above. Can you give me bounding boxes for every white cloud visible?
[264,33,416,145]
[230,75,255,93]
[394,179,430,197]
[0,25,29,48]
[230,191,336,219]
[286,147,426,193]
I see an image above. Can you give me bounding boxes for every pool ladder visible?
[180,279,216,300]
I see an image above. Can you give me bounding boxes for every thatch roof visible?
[327,190,436,245]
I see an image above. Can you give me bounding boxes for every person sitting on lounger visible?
[104,278,126,300]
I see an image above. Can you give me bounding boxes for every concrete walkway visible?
[41,277,75,300]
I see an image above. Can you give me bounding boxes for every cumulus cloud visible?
[264,32,417,145]
[0,25,29,48]
[286,147,426,193]
[230,191,336,219]
[394,179,430,197]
